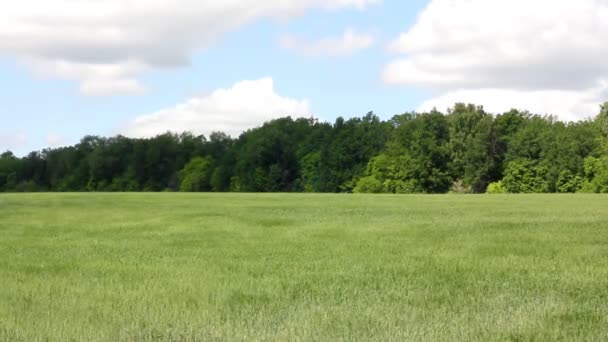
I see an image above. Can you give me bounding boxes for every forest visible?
[2,102,608,194]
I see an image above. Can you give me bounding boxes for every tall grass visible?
[1,193,607,341]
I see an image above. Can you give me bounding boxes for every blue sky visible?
[1,0,607,155]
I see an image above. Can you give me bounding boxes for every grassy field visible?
[1,193,608,341]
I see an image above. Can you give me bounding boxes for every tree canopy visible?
[2,103,608,194]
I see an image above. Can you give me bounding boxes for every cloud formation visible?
[0,0,379,95]
[417,84,608,122]
[121,78,311,138]
[384,0,608,120]
[280,28,374,57]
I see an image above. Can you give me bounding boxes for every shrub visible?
[578,156,608,193]
[354,176,384,194]
[502,159,549,193]
[556,170,583,193]
[179,156,214,192]
[449,180,471,194]
[486,181,507,194]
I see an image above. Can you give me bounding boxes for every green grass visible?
[1,193,608,341]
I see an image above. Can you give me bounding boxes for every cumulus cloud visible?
[384,0,608,120]
[121,78,311,138]
[418,84,608,122]
[0,132,27,151]
[0,0,380,96]
[280,28,374,57]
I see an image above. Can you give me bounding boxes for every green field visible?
[1,194,608,341]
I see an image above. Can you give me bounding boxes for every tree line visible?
[2,103,608,194]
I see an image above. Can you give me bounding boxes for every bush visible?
[578,156,608,193]
[15,180,42,192]
[556,170,583,193]
[179,156,214,192]
[502,159,549,193]
[449,180,471,194]
[353,176,384,194]
[385,179,420,194]
[578,180,597,193]
[486,181,507,194]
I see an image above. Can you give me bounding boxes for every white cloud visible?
[26,59,147,96]
[280,28,374,57]
[46,133,68,148]
[121,78,311,138]
[0,0,380,96]
[0,132,27,151]
[417,84,608,122]
[384,0,608,120]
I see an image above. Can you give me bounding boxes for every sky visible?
[1,0,608,156]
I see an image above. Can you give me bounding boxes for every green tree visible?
[3,102,608,194]
[595,102,608,136]
[317,113,390,192]
[299,152,322,192]
[179,156,214,192]
[447,103,491,190]
[353,176,383,193]
[367,111,451,193]
[556,170,583,193]
[0,151,20,191]
[579,154,608,193]
[502,159,549,193]
[234,117,311,192]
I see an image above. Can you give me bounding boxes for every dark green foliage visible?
[233,117,315,192]
[315,112,390,192]
[447,104,497,192]
[0,151,19,192]
[357,153,420,193]
[595,102,608,136]
[556,170,583,193]
[579,153,608,193]
[2,102,608,193]
[362,111,451,193]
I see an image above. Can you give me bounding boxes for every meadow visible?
[1,193,608,341]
